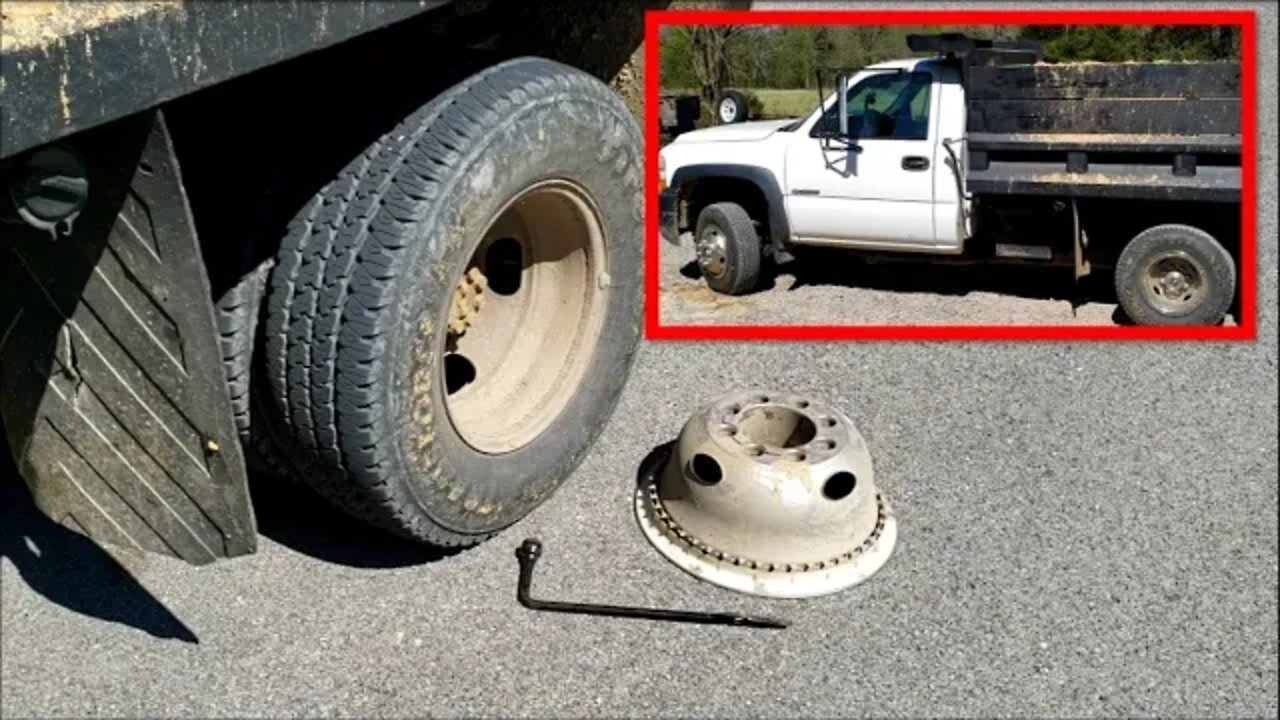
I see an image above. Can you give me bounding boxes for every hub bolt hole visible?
[444,353,477,395]
[823,471,857,500]
[484,237,524,296]
[689,453,723,485]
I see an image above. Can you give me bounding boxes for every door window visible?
[812,71,933,141]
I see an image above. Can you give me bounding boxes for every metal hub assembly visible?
[1144,251,1205,313]
[695,226,728,279]
[635,390,897,599]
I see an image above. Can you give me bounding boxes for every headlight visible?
[658,153,667,190]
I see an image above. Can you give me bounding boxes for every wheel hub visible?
[635,390,897,599]
[695,227,728,278]
[1160,270,1189,296]
[1144,252,1205,312]
[439,180,608,455]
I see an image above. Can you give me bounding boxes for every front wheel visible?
[1113,223,1236,326]
[695,202,761,296]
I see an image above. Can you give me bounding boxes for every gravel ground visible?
[2,3,1276,718]
[660,233,1131,326]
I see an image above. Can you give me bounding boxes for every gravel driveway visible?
[660,233,1204,327]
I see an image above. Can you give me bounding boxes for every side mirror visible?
[817,72,860,152]
[837,72,850,139]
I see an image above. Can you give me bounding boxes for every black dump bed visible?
[963,60,1242,202]
[0,1,453,160]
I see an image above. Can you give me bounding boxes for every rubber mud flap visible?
[0,111,256,563]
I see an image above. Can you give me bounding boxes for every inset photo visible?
[645,10,1256,339]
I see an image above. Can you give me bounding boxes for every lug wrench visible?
[515,538,788,629]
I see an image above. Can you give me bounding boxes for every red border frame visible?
[643,9,1257,341]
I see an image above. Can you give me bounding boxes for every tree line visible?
[660,24,1240,96]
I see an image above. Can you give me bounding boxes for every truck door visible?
[783,69,947,250]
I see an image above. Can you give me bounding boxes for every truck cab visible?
[660,57,968,255]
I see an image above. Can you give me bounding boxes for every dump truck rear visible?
[1,0,661,563]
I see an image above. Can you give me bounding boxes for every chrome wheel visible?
[695,224,729,279]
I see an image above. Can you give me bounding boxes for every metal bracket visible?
[1072,197,1092,282]
[7,145,89,240]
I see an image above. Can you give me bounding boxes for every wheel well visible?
[681,177,770,239]
[1079,198,1240,268]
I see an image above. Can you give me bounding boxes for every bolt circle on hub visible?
[635,390,898,599]
[1143,251,1206,314]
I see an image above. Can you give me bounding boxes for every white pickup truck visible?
[658,34,1242,325]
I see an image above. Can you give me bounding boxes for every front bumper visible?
[659,187,680,246]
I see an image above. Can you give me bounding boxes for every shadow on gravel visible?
[247,474,457,569]
[635,441,676,491]
[680,252,1118,310]
[0,465,198,643]
[782,252,1116,307]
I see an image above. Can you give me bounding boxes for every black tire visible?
[696,202,761,295]
[261,57,643,547]
[716,90,750,124]
[214,256,294,477]
[215,260,268,442]
[1114,223,1236,326]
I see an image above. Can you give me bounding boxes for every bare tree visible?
[683,25,743,105]
[673,0,752,105]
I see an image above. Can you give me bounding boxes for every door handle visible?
[902,156,930,171]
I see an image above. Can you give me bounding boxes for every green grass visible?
[746,89,821,119]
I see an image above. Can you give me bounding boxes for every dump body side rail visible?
[963,61,1242,202]
[0,0,452,159]
[966,133,1241,202]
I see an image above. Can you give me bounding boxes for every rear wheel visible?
[214,255,294,478]
[1114,224,1235,326]
[261,57,643,547]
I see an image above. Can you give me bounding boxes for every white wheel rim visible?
[719,98,737,123]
